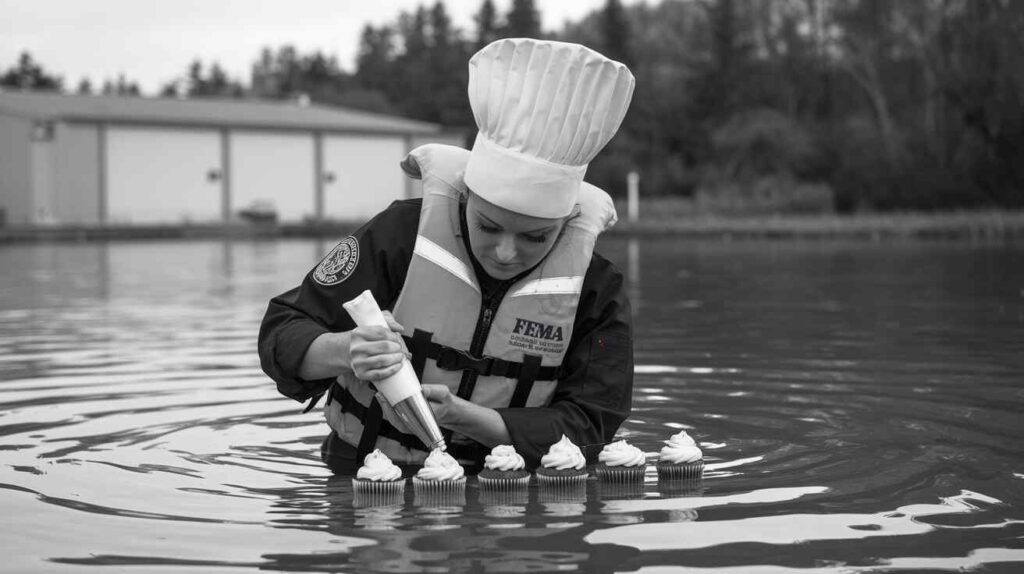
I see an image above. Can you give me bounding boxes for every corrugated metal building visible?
[0,91,464,226]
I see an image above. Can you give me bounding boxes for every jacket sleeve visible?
[495,254,634,468]
[257,200,419,403]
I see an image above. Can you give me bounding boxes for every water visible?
[1,238,1022,573]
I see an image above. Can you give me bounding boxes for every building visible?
[0,91,464,226]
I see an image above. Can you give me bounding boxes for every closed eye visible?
[475,221,501,234]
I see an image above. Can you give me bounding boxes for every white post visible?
[627,171,640,223]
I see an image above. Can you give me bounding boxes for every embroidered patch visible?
[313,236,359,286]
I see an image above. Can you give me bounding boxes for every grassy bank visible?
[2,208,1023,243]
[610,200,1024,240]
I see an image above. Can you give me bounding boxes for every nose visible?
[495,234,517,262]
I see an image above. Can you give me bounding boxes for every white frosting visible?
[540,435,586,471]
[598,440,646,467]
[484,445,526,472]
[356,449,403,482]
[667,430,697,446]
[415,448,465,481]
[659,431,703,464]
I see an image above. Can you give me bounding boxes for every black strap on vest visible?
[302,392,324,414]
[345,330,561,463]
[356,397,384,462]
[352,328,432,463]
[509,354,542,408]
[301,380,338,414]
[401,335,561,381]
[409,329,433,379]
[333,383,482,462]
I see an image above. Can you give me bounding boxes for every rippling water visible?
[1,238,1022,573]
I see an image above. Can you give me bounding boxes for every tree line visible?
[3,0,1021,212]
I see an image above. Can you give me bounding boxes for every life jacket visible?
[323,144,617,465]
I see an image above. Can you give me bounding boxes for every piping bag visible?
[342,290,446,452]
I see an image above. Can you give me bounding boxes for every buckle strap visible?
[402,336,560,381]
[509,354,542,408]
[332,383,483,462]
[302,391,325,414]
[409,329,433,379]
[356,398,383,462]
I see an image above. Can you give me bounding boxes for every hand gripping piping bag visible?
[343,290,446,452]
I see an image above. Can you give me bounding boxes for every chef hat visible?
[464,38,635,218]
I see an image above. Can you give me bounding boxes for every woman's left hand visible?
[380,384,511,448]
[421,384,461,426]
[375,384,462,434]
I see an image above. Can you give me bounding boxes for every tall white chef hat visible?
[464,38,635,218]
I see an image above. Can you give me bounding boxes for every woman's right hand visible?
[348,312,408,382]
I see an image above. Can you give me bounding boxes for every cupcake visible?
[656,430,704,480]
[594,440,647,483]
[477,445,531,490]
[351,449,406,500]
[412,448,467,493]
[535,435,588,486]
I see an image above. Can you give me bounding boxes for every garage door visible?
[322,135,407,223]
[230,131,315,223]
[106,127,221,224]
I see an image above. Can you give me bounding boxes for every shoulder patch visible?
[313,236,360,286]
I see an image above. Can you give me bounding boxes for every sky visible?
[1,0,613,95]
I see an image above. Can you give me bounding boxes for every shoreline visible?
[2,210,1023,243]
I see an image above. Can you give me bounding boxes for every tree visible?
[76,78,93,95]
[834,0,903,168]
[184,58,245,97]
[355,24,395,93]
[99,74,140,96]
[428,1,473,127]
[475,0,501,48]
[0,52,63,91]
[602,0,633,66]
[160,81,181,98]
[506,0,541,38]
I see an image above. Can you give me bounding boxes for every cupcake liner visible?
[412,476,467,494]
[413,483,467,508]
[656,461,704,481]
[351,478,406,497]
[477,473,531,491]
[352,489,405,509]
[593,464,646,483]
[535,467,588,487]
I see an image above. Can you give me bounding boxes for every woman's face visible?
[465,192,567,280]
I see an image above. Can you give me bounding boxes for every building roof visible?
[0,90,444,135]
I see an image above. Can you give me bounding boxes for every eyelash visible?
[474,222,548,243]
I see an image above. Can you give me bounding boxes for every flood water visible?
[1,237,1022,573]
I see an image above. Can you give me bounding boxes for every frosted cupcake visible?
[478,445,531,490]
[656,430,704,480]
[594,440,647,483]
[412,448,467,493]
[351,449,406,496]
[535,435,588,486]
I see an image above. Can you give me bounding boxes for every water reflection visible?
[587,490,1009,551]
[1,239,1023,572]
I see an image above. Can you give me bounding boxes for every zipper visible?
[478,308,494,349]
[455,284,508,401]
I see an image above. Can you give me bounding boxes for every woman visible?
[258,38,635,471]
